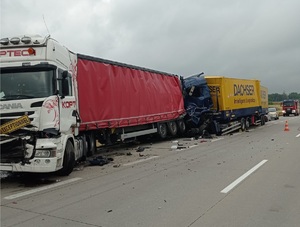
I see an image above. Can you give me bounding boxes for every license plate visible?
[0,115,31,134]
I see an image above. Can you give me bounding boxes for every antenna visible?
[43,14,51,36]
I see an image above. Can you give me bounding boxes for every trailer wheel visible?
[157,123,167,139]
[177,120,186,135]
[80,134,88,161]
[245,117,250,130]
[240,118,246,131]
[260,115,265,125]
[57,140,75,176]
[167,121,178,136]
[86,132,96,156]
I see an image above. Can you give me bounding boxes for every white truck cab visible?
[0,35,82,175]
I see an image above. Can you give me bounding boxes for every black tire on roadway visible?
[167,121,178,136]
[157,123,167,139]
[260,115,265,125]
[240,118,246,131]
[245,117,250,130]
[86,132,96,156]
[177,120,186,135]
[57,140,75,176]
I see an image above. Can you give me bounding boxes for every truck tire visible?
[57,140,75,176]
[80,134,88,161]
[157,123,167,139]
[177,120,186,135]
[245,117,250,130]
[86,132,96,156]
[167,121,178,136]
[260,115,265,125]
[240,118,246,131]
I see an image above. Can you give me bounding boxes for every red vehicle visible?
[281,99,299,116]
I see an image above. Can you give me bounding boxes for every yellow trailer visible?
[260,85,268,119]
[204,76,265,134]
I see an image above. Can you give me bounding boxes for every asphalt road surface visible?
[1,116,300,227]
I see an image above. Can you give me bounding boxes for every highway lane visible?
[1,116,299,227]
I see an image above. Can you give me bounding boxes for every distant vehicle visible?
[267,107,279,120]
[281,99,299,116]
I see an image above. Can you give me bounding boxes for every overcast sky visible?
[1,0,299,93]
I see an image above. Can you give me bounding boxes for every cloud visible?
[1,0,300,93]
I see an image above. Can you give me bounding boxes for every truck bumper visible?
[0,157,59,173]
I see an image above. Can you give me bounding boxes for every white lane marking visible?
[211,138,224,142]
[4,177,82,200]
[231,132,242,136]
[189,145,198,149]
[221,160,268,194]
[296,134,300,138]
[123,156,159,166]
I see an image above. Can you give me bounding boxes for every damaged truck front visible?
[181,74,266,136]
[181,74,216,136]
[0,35,80,175]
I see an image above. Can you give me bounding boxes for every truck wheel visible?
[157,123,167,139]
[245,117,250,130]
[240,118,246,131]
[57,140,75,176]
[167,121,178,136]
[177,120,186,135]
[80,134,88,161]
[260,115,265,125]
[86,132,96,156]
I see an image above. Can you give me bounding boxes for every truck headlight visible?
[35,148,56,158]
[282,110,286,113]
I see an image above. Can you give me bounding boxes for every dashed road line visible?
[123,156,159,166]
[211,138,224,142]
[221,160,268,194]
[4,177,82,200]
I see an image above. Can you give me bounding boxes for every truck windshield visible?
[283,101,294,107]
[0,69,55,100]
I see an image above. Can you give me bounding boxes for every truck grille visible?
[0,137,26,163]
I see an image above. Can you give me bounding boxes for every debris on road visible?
[89,156,114,166]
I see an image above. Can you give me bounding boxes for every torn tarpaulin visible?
[89,156,114,166]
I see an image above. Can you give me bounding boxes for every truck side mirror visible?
[61,71,69,98]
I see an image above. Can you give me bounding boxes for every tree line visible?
[269,92,300,102]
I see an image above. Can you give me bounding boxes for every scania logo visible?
[0,103,23,110]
